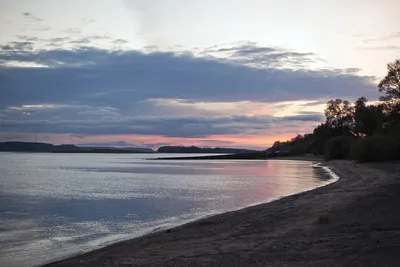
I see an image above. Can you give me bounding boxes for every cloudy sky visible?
[0,0,399,149]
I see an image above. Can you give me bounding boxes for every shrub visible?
[324,136,355,160]
[350,135,400,162]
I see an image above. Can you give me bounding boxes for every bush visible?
[350,135,400,162]
[324,136,355,160]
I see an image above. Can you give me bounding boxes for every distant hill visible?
[0,142,154,153]
[157,146,257,154]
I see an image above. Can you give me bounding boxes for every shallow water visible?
[0,152,334,267]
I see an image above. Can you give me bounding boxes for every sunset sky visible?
[1,0,399,149]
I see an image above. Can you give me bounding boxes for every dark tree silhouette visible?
[353,97,385,136]
[267,59,400,161]
[378,59,400,132]
[324,99,354,135]
[378,59,400,101]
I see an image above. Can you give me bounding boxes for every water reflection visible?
[0,153,335,267]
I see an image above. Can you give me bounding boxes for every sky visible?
[0,0,399,149]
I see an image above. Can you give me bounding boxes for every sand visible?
[43,160,400,267]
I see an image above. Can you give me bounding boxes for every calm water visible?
[0,152,335,267]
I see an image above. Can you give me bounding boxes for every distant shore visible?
[152,153,324,161]
[43,160,400,267]
[152,151,268,160]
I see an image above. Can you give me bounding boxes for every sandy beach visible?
[43,160,400,267]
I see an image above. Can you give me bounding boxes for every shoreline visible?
[39,158,331,266]
[43,160,400,267]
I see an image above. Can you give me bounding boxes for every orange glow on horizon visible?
[0,133,306,149]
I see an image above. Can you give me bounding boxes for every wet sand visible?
[43,160,400,267]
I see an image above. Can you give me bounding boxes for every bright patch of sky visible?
[1,0,399,76]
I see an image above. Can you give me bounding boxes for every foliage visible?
[324,99,354,135]
[378,59,400,102]
[350,135,400,162]
[268,58,400,162]
[313,123,342,154]
[269,134,315,156]
[353,97,386,136]
[378,59,400,133]
[324,136,355,160]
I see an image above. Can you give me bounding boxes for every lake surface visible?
[0,152,335,267]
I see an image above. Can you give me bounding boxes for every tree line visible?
[269,59,400,162]
[157,146,256,154]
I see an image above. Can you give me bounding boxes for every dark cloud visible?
[70,38,92,45]
[0,44,379,139]
[13,35,89,48]
[50,37,70,43]
[0,46,377,109]
[0,104,321,139]
[0,41,34,51]
[1,106,319,138]
[210,45,277,55]
[0,103,317,138]
[283,113,324,122]
[12,34,113,49]
[296,101,328,108]
[204,43,325,68]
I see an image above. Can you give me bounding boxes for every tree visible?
[290,134,304,142]
[272,141,281,149]
[313,123,339,154]
[354,97,368,136]
[378,59,400,132]
[378,59,400,102]
[355,96,367,110]
[353,97,386,136]
[324,99,354,135]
